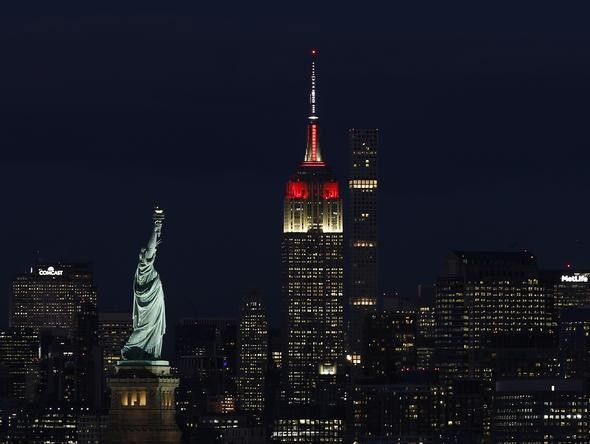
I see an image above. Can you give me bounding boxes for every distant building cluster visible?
[1,53,590,444]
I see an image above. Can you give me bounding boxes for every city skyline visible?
[3,3,590,331]
[3,4,590,440]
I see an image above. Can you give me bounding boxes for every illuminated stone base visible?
[105,361,181,444]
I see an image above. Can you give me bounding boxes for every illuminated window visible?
[349,180,377,189]
[163,391,173,407]
[121,390,147,407]
[318,362,336,375]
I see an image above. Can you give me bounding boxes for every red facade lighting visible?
[307,123,318,162]
[323,181,339,199]
[286,181,309,199]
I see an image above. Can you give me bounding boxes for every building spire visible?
[304,48,324,165]
[309,48,318,120]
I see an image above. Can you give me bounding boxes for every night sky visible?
[2,2,590,333]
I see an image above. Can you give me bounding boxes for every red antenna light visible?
[311,48,317,55]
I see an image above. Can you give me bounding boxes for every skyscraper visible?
[10,263,97,333]
[434,251,557,381]
[36,329,77,405]
[540,269,590,309]
[282,50,344,408]
[350,378,443,443]
[98,312,133,375]
[175,318,238,440]
[237,291,268,423]
[0,327,38,400]
[416,284,436,371]
[363,310,416,380]
[559,306,590,379]
[492,379,590,443]
[74,302,102,411]
[348,128,378,366]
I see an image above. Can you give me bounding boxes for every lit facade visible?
[0,327,38,400]
[434,276,469,381]
[77,414,108,444]
[36,330,77,405]
[106,364,181,443]
[272,418,344,443]
[442,380,486,443]
[480,333,559,382]
[363,311,416,380]
[282,51,344,408]
[348,128,378,366]
[559,307,590,379]
[10,263,97,333]
[237,291,269,423]
[541,269,590,309]
[7,406,80,443]
[350,381,443,443]
[98,312,133,374]
[435,251,557,381]
[416,284,436,371]
[175,318,238,439]
[492,379,590,443]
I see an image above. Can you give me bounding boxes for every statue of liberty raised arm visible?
[121,207,167,361]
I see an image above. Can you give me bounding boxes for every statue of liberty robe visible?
[121,232,166,361]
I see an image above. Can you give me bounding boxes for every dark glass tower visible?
[348,128,378,366]
[282,50,344,407]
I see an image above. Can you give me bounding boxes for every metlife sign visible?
[560,274,590,283]
[38,266,64,277]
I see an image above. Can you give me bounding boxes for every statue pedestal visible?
[105,361,182,444]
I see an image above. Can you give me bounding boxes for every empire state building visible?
[282,50,344,407]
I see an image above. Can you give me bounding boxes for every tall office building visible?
[541,269,590,309]
[0,327,38,400]
[363,310,416,380]
[282,50,344,407]
[74,303,102,411]
[416,284,436,371]
[237,291,268,423]
[10,263,97,332]
[175,318,238,440]
[348,128,378,366]
[492,379,590,443]
[350,378,443,443]
[434,251,557,381]
[36,329,77,405]
[98,312,133,374]
[559,307,590,379]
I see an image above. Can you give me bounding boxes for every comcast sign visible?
[38,266,64,276]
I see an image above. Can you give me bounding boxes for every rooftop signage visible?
[561,274,589,283]
[38,266,63,276]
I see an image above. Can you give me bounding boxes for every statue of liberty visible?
[121,207,167,361]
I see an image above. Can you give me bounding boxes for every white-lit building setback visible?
[237,291,268,423]
[348,128,378,366]
[281,51,344,409]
